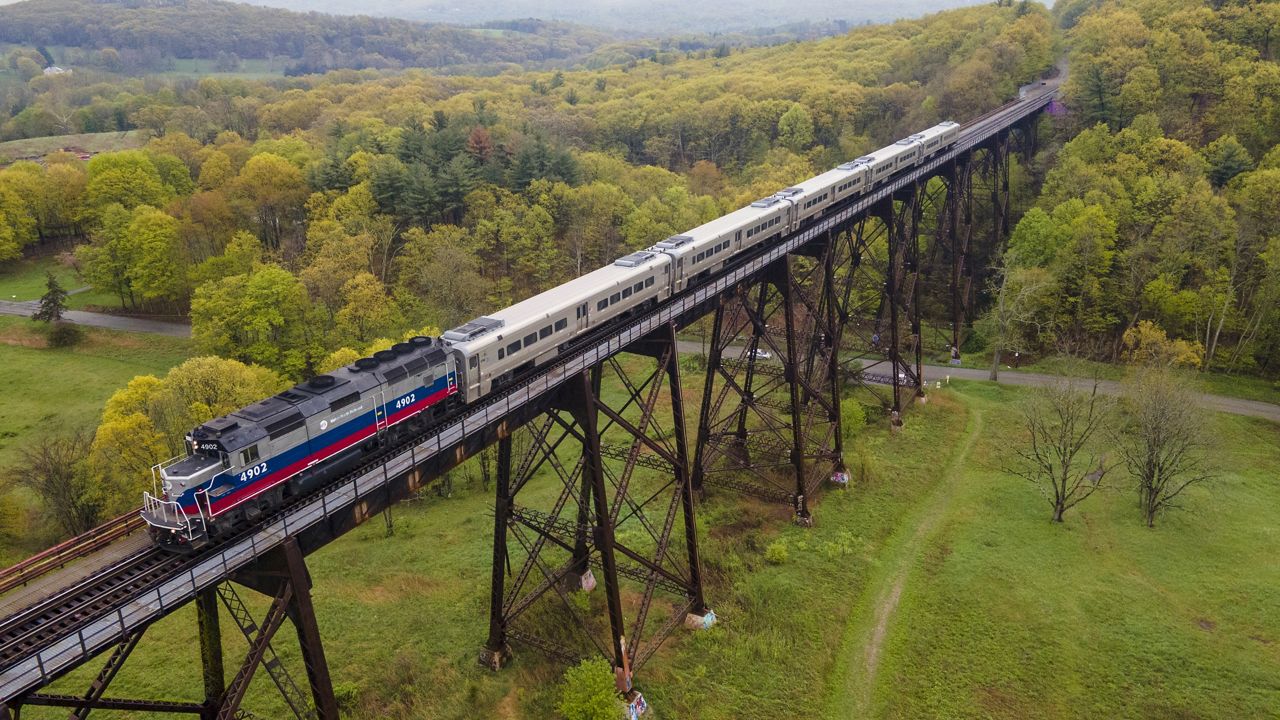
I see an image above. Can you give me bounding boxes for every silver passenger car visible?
[443,251,672,402]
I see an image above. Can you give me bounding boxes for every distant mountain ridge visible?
[0,0,622,74]
[236,0,978,34]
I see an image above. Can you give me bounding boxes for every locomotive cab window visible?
[240,445,260,466]
[220,452,231,469]
[469,355,479,369]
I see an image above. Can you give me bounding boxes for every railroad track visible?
[0,83,1058,699]
[0,548,179,669]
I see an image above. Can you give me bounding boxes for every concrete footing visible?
[477,644,512,671]
[684,608,717,630]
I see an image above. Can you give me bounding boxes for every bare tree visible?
[1007,378,1111,522]
[9,429,101,537]
[977,265,1055,381]
[1115,369,1215,527]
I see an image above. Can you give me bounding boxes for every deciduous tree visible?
[1007,378,1111,523]
[1116,369,1214,528]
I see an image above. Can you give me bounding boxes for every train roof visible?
[192,337,445,451]
[679,205,771,243]
[444,257,670,347]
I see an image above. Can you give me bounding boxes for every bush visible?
[764,540,789,565]
[46,322,84,348]
[332,681,360,714]
[840,400,866,440]
[960,327,987,355]
[558,657,623,720]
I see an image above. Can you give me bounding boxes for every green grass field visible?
[0,255,81,301]
[30,377,1275,718]
[0,254,123,309]
[0,130,147,163]
[0,316,190,559]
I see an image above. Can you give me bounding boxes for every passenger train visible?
[142,119,963,548]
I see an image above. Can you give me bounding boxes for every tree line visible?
[0,3,1058,541]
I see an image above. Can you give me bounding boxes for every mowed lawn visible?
[0,317,190,558]
[866,381,1280,719]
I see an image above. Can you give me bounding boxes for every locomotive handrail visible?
[0,82,1058,704]
[0,512,145,597]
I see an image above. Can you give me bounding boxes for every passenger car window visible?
[554,318,568,331]
[506,341,521,355]
[523,333,537,347]
[540,325,552,339]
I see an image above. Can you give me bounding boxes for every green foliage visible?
[190,264,323,377]
[840,399,865,440]
[776,103,815,152]
[85,151,172,212]
[764,540,789,565]
[45,321,83,347]
[89,355,284,514]
[557,658,623,720]
[1202,136,1253,188]
[31,272,67,323]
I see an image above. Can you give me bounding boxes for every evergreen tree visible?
[1203,136,1254,188]
[32,271,68,323]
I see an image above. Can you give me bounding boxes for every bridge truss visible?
[0,98,1048,718]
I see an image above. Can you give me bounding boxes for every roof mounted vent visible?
[654,235,694,250]
[615,251,656,267]
[442,317,504,343]
[353,357,380,372]
[308,375,336,389]
[391,342,414,355]
[750,196,782,208]
[374,350,398,363]
[409,336,432,347]
[774,187,803,198]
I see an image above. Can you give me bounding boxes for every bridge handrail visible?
[0,84,1058,703]
[0,512,145,597]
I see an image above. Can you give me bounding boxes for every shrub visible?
[557,657,623,720]
[332,680,360,714]
[764,540,788,565]
[46,322,84,348]
[841,400,865,440]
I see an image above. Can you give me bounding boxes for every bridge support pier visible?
[220,536,339,720]
[481,322,709,695]
[692,248,844,520]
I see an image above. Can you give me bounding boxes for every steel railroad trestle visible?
[0,90,1051,717]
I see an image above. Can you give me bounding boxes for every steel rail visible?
[0,85,1055,704]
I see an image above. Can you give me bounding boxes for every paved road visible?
[672,340,1280,423]
[0,300,191,337]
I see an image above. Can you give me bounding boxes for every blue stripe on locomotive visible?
[173,373,454,514]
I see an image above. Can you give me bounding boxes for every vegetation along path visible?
[823,405,985,718]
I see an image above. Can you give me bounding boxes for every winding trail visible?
[824,407,985,719]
